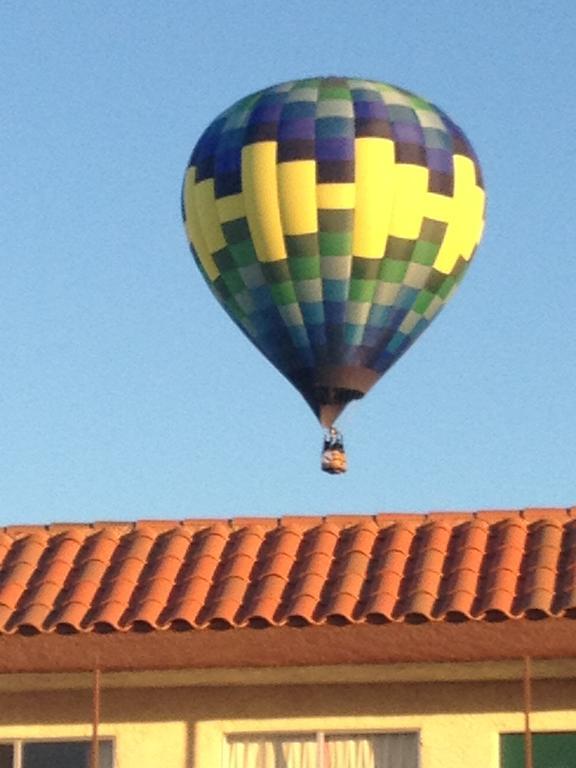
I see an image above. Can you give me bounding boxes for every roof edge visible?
[3,506,576,535]
[0,619,574,674]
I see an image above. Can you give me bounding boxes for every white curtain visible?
[226,733,418,768]
[227,736,317,768]
[281,738,318,768]
[325,736,374,768]
[326,734,418,768]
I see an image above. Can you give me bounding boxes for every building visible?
[0,508,574,767]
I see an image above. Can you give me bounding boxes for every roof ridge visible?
[1,507,574,535]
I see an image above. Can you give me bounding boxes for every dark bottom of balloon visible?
[287,365,380,427]
[317,398,360,429]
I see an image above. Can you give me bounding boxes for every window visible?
[0,740,113,768]
[501,732,576,768]
[225,732,419,768]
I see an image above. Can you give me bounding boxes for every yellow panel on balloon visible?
[316,183,356,210]
[242,142,286,263]
[194,178,227,254]
[388,164,428,240]
[424,191,453,224]
[434,155,486,274]
[278,160,318,235]
[216,193,246,223]
[353,137,395,259]
[182,168,219,282]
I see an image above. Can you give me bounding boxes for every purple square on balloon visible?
[279,118,316,141]
[215,148,241,173]
[251,102,283,124]
[316,137,354,161]
[354,101,389,120]
[393,122,424,145]
[426,148,453,174]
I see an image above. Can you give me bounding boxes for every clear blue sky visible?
[1,1,575,525]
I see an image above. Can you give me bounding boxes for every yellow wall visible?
[0,675,575,767]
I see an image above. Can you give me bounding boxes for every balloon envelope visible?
[182,77,485,426]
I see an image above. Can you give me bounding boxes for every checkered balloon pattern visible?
[182,77,485,426]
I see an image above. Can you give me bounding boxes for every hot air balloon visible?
[182,77,485,473]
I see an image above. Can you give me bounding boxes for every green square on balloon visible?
[290,256,321,281]
[230,239,257,267]
[271,281,298,305]
[410,95,432,110]
[412,289,435,314]
[437,275,456,299]
[221,269,245,295]
[349,279,374,302]
[412,240,439,266]
[379,259,408,283]
[319,231,352,257]
[320,85,351,100]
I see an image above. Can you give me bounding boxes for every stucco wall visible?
[0,677,574,767]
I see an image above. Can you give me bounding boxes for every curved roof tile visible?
[0,510,573,634]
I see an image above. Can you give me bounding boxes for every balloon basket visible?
[321,427,347,475]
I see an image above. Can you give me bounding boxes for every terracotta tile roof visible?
[0,509,575,635]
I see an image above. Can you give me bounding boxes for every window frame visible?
[223,728,422,768]
[0,737,115,768]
